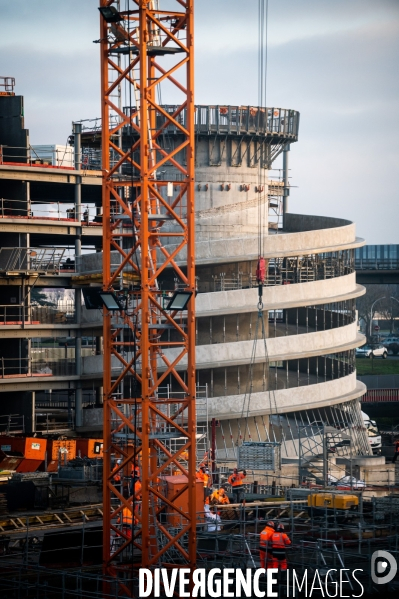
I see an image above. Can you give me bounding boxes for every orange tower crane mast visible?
[99,0,196,583]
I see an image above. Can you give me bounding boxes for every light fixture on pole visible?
[165,290,193,311]
[99,291,124,311]
[369,296,385,340]
[98,6,123,23]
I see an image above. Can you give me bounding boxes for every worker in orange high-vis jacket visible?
[133,477,142,501]
[227,468,246,503]
[270,523,291,571]
[210,487,230,506]
[196,465,210,501]
[117,502,134,539]
[196,465,209,486]
[259,520,275,569]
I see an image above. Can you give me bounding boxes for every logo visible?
[371,550,397,585]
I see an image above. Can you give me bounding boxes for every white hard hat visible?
[117,459,121,465]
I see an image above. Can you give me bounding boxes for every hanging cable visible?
[237,1,280,447]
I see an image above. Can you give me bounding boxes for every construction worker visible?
[270,523,291,571]
[117,501,134,539]
[228,468,247,503]
[130,464,141,496]
[198,450,209,470]
[392,439,399,463]
[204,504,222,532]
[259,520,275,569]
[197,465,211,502]
[210,487,230,506]
[179,449,189,462]
[133,475,142,500]
[196,465,209,486]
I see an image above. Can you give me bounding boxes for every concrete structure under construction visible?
[76,104,372,477]
[0,90,374,482]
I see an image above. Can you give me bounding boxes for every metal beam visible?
[100,0,196,588]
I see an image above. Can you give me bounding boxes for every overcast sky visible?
[1,0,398,243]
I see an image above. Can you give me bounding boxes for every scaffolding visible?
[1,492,399,597]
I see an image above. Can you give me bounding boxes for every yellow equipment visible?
[307,492,358,516]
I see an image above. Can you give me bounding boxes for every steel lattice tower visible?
[100,0,196,589]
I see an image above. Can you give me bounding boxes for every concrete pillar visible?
[282,144,290,229]
[73,123,83,429]
[73,122,82,257]
[96,387,104,407]
[75,387,83,428]
[75,292,82,428]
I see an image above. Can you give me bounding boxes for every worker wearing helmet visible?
[210,487,230,506]
[259,520,275,569]
[227,468,247,503]
[196,465,211,501]
[130,464,141,497]
[269,523,291,571]
[196,465,209,487]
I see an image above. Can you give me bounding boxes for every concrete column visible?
[73,123,83,429]
[75,387,83,428]
[282,144,290,229]
[73,122,82,257]
[75,292,82,428]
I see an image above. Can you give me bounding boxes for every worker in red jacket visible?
[269,523,291,571]
[259,520,275,569]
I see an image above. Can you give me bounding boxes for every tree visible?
[31,288,56,307]
[356,284,399,339]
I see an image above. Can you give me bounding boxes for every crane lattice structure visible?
[100,0,196,591]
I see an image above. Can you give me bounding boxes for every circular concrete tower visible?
[158,104,370,473]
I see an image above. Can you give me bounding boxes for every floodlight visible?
[165,291,192,311]
[82,288,103,310]
[98,6,123,23]
[99,291,123,311]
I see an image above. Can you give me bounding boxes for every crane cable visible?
[238,0,282,446]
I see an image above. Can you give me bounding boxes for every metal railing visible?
[78,105,300,139]
[0,302,75,325]
[0,357,75,378]
[0,413,24,434]
[0,76,15,93]
[0,197,101,225]
[35,411,74,433]
[31,302,76,324]
[0,247,65,273]
[193,104,299,137]
[0,144,75,168]
[207,255,354,293]
[362,388,399,403]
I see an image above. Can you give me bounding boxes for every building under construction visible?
[0,2,398,597]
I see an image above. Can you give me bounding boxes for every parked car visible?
[356,344,388,359]
[383,336,399,345]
